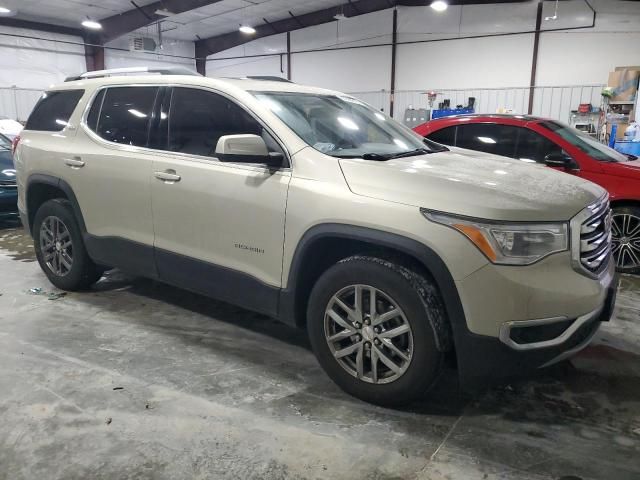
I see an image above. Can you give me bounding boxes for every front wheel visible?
[611,206,640,274]
[307,256,447,406]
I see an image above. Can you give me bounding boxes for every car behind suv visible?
[415,114,640,273]
[15,68,617,406]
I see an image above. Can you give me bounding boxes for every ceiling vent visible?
[129,37,157,53]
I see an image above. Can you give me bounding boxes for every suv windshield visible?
[540,120,630,162]
[253,92,436,159]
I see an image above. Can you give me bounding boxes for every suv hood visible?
[339,148,605,222]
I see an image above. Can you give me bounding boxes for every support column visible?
[389,8,398,117]
[83,34,104,71]
[527,1,543,114]
[286,32,292,81]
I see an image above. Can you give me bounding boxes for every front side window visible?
[25,90,84,132]
[92,87,158,147]
[515,127,563,163]
[166,87,278,158]
[253,92,433,159]
[540,121,629,162]
[456,123,519,158]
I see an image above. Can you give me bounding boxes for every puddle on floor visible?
[0,222,35,262]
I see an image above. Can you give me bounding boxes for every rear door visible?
[69,85,161,275]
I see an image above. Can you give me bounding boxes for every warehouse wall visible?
[204,0,640,108]
[0,26,85,88]
[104,36,195,70]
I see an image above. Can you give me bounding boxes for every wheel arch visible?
[278,224,467,341]
[26,174,87,236]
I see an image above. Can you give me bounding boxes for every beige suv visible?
[14,67,617,406]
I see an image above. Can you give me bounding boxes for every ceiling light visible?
[81,19,102,30]
[239,25,256,34]
[430,1,448,12]
[0,7,11,14]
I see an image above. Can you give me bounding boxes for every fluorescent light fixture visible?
[337,117,359,131]
[430,1,448,12]
[0,7,11,14]
[128,109,147,118]
[82,19,102,30]
[239,25,256,34]
[155,9,174,17]
[477,136,496,144]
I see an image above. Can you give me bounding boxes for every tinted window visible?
[540,121,629,162]
[167,88,276,158]
[86,89,105,132]
[0,134,10,149]
[96,87,158,147]
[25,90,84,132]
[456,123,519,157]
[516,128,562,163]
[427,126,456,146]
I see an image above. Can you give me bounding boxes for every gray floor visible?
[0,222,639,480]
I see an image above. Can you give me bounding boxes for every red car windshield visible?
[540,121,629,162]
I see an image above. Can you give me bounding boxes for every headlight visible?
[421,209,568,265]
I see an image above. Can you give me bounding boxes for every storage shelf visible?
[608,100,636,105]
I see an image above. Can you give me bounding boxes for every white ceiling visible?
[3,0,639,43]
[2,0,346,41]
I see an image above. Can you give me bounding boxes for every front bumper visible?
[455,272,618,390]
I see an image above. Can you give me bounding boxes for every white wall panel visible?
[291,46,391,93]
[104,36,195,70]
[207,34,287,78]
[0,26,85,89]
[395,33,534,91]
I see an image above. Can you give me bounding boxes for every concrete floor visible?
[0,220,639,480]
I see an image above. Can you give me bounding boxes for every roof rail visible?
[65,66,201,82]
[243,76,293,83]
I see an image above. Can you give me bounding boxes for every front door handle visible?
[154,170,181,183]
[64,157,85,169]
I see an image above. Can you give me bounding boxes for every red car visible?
[414,114,640,273]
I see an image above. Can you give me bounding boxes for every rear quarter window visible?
[25,90,84,132]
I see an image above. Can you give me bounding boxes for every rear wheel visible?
[611,205,640,274]
[307,256,446,406]
[33,199,103,290]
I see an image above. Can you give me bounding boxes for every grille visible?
[579,198,612,274]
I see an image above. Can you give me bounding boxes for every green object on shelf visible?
[601,87,615,98]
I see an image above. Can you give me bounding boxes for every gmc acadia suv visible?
[14,67,617,406]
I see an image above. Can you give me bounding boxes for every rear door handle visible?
[154,170,181,183]
[64,158,85,169]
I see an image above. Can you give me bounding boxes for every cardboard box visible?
[608,69,640,102]
[608,122,629,141]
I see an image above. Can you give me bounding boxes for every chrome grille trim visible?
[570,194,612,278]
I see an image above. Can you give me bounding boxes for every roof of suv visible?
[52,74,343,97]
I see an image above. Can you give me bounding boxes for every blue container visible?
[614,140,640,156]
[431,108,474,119]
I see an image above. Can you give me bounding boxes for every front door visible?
[150,87,290,315]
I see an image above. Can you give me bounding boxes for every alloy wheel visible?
[324,284,414,384]
[39,216,74,277]
[611,213,640,270]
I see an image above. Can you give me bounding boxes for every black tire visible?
[33,199,103,290]
[307,255,447,407]
[611,205,640,274]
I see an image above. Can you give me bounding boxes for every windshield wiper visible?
[387,148,432,159]
[331,152,390,160]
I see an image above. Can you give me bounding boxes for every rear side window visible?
[25,90,84,131]
[86,89,105,131]
[92,87,158,147]
[456,123,519,158]
[427,126,456,146]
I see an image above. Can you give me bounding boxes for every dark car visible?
[415,114,640,273]
[0,133,18,219]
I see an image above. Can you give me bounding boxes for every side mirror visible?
[215,134,283,168]
[544,152,574,168]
